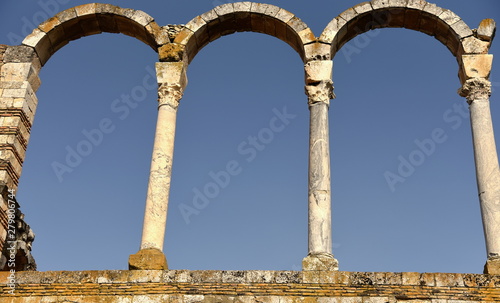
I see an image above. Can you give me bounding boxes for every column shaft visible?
[308,102,333,256]
[140,102,178,250]
[469,98,500,259]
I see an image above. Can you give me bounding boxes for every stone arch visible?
[319,0,493,70]
[21,3,164,66]
[172,2,315,63]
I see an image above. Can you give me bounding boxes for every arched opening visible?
[330,27,483,273]
[166,31,309,270]
[16,33,158,271]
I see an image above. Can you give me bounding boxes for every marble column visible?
[302,60,339,271]
[129,61,187,270]
[460,77,500,274]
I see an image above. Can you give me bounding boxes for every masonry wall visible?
[1,270,500,302]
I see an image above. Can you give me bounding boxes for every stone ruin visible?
[0,1,499,302]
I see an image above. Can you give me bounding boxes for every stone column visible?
[129,61,187,270]
[460,77,500,275]
[459,53,500,275]
[302,60,338,271]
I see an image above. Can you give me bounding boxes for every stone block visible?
[75,3,97,17]
[450,20,473,40]
[128,248,168,270]
[274,8,295,24]
[128,270,162,283]
[435,273,464,287]
[250,3,268,15]
[233,2,252,13]
[353,2,373,15]
[158,43,186,62]
[484,258,500,275]
[477,19,496,42]
[264,15,278,38]
[246,270,275,283]
[320,17,346,44]
[302,254,338,271]
[418,13,438,36]
[438,9,461,26]
[214,3,235,18]
[305,60,333,84]
[422,2,445,18]
[146,22,168,46]
[189,270,223,283]
[45,21,68,54]
[78,14,102,37]
[298,28,316,45]
[264,4,280,17]
[221,270,246,283]
[96,12,119,34]
[461,54,493,79]
[55,7,77,23]
[404,8,422,31]
[131,10,154,27]
[38,16,61,34]
[186,16,207,34]
[304,43,331,62]
[0,63,32,83]
[251,13,267,34]
[370,0,391,10]
[287,16,308,33]
[406,0,426,10]
[155,61,187,90]
[339,8,358,23]
[461,36,489,55]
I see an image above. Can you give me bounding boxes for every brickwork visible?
[1,270,500,302]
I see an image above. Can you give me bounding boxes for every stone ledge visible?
[1,270,499,286]
[0,270,500,302]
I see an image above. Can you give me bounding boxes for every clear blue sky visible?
[1,0,499,274]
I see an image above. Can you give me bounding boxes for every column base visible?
[302,253,339,271]
[484,258,500,275]
[128,248,168,270]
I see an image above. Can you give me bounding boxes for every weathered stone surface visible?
[353,2,373,15]
[274,8,295,24]
[461,36,490,55]
[477,18,496,41]
[305,60,333,84]
[461,54,493,80]
[406,0,426,10]
[320,17,347,45]
[158,43,186,62]
[339,7,358,23]
[450,19,473,39]
[484,258,500,275]
[303,254,339,271]
[128,248,167,270]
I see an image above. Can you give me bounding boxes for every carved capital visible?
[459,78,491,104]
[306,80,335,106]
[158,83,183,109]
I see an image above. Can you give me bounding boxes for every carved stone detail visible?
[305,80,335,106]
[165,25,185,42]
[459,78,492,103]
[158,83,183,109]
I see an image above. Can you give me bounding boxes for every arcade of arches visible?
[0,1,498,278]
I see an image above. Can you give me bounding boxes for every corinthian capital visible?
[459,78,492,104]
[158,83,184,109]
[305,80,335,106]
